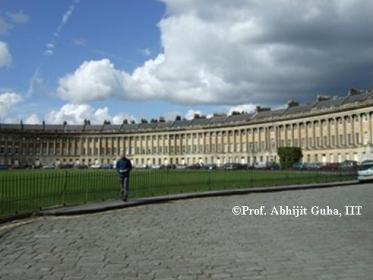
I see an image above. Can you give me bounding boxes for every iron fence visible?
[0,169,355,220]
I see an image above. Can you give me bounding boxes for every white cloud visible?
[72,37,86,46]
[185,109,202,120]
[44,103,136,124]
[0,11,29,35]
[62,5,74,25]
[57,0,373,106]
[140,48,152,56]
[24,114,41,124]
[27,68,49,96]
[0,92,22,118]
[56,59,124,103]
[125,0,373,105]
[43,1,80,57]
[45,49,54,55]
[7,11,29,24]
[227,104,256,115]
[0,41,12,68]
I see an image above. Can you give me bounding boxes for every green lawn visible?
[0,169,353,219]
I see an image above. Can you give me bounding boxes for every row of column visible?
[1,112,372,157]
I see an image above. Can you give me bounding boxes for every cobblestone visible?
[0,184,372,279]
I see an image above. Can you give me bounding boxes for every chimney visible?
[122,119,128,124]
[212,113,226,117]
[287,100,299,108]
[159,116,165,123]
[316,95,331,102]
[175,115,181,121]
[348,88,362,96]
[42,120,46,129]
[256,106,271,112]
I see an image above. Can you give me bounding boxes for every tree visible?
[277,147,303,169]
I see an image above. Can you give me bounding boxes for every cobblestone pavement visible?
[1,184,373,280]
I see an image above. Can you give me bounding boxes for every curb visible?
[37,180,358,217]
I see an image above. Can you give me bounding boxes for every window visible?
[364,132,369,145]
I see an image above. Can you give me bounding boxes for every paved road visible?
[1,184,372,280]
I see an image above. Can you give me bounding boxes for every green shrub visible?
[277,147,303,169]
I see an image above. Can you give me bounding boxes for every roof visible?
[1,90,372,134]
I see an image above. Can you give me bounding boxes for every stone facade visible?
[1,89,373,167]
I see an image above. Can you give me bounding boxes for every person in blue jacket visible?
[115,151,133,201]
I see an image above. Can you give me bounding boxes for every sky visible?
[0,0,372,125]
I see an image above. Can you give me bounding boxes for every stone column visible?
[85,137,89,156]
[251,128,255,153]
[46,140,50,156]
[283,125,287,146]
[360,113,363,146]
[335,118,339,148]
[291,123,295,147]
[312,121,316,149]
[351,115,355,146]
[320,120,324,148]
[367,112,373,144]
[79,137,83,156]
[327,119,331,148]
[343,116,347,147]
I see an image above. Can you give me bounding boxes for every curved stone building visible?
[1,89,373,167]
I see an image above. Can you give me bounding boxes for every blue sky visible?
[0,0,372,124]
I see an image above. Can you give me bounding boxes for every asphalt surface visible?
[0,183,372,280]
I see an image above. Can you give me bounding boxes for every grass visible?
[0,169,354,219]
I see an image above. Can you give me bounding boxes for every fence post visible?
[85,172,89,203]
[208,168,212,189]
[62,170,67,206]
